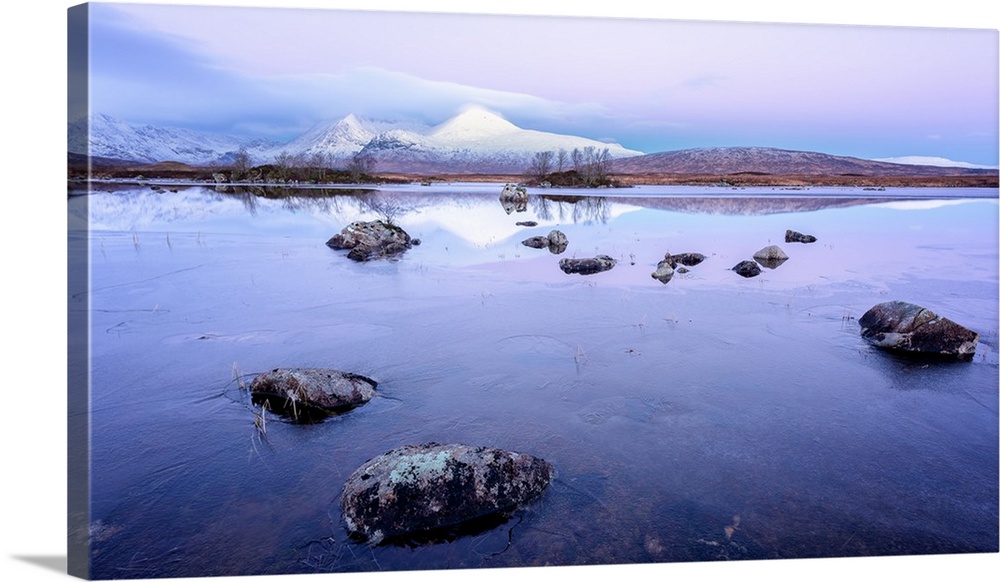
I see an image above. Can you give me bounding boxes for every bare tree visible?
[347,153,377,182]
[556,149,568,173]
[230,146,253,182]
[528,150,554,181]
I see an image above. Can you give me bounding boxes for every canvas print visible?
[67,2,999,580]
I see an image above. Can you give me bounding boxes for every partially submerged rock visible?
[515,221,538,227]
[753,245,789,269]
[651,259,674,284]
[785,229,817,243]
[559,255,616,275]
[664,252,706,268]
[341,443,553,545]
[250,368,377,421]
[326,220,413,262]
[521,230,567,254]
[499,183,528,214]
[858,301,979,359]
[732,260,762,278]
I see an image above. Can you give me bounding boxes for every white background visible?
[2,1,997,581]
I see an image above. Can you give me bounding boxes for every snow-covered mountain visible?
[69,113,279,165]
[357,106,644,173]
[70,107,644,173]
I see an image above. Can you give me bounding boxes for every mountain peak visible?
[430,105,519,141]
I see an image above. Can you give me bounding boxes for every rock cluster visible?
[652,252,707,283]
[522,230,568,254]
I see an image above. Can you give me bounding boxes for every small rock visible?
[546,230,568,254]
[858,301,979,359]
[753,245,789,269]
[732,260,762,278]
[250,368,377,421]
[651,259,674,283]
[516,221,538,227]
[340,443,553,545]
[785,230,817,243]
[499,183,528,214]
[559,255,617,275]
[521,236,550,249]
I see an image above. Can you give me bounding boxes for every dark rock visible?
[858,301,979,359]
[516,221,538,227]
[521,236,550,249]
[753,245,789,269]
[340,443,553,545]
[785,229,817,243]
[250,368,377,421]
[559,255,617,275]
[732,260,762,278]
[499,183,528,214]
[665,252,706,268]
[651,259,674,283]
[326,220,413,262]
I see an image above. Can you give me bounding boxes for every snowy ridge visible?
[69,113,279,165]
[72,106,643,173]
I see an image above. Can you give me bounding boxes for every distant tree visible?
[528,150,555,181]
[556,149,568,173]
[230,146,253,181]
[273,150,294,182]
[347,153,377,182]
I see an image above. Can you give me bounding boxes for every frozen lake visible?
[69,182,999,578]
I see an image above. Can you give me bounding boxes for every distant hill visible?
[610,146,996,177]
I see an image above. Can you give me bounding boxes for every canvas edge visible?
[67,3,91,580]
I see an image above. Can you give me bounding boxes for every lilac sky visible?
[79,1,999,166]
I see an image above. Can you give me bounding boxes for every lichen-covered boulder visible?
[559,255,616,275]
[732,260,762,278]
[753,245,789,269]
[785,229,817,243]
[858,301,979,359]
[250,368,377,421]
[326,220,413,262]
[341,443,553,544]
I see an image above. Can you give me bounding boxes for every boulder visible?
[326,220,413,262]
[785,229,817,243]
[858,301,979,359]
[341,443,553,544]
[499,183,528,214]
[651,259,674,284]
[753,245,789,269]
[559,255,616,275]
[732,260,762,278]
[250,368,377,421]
